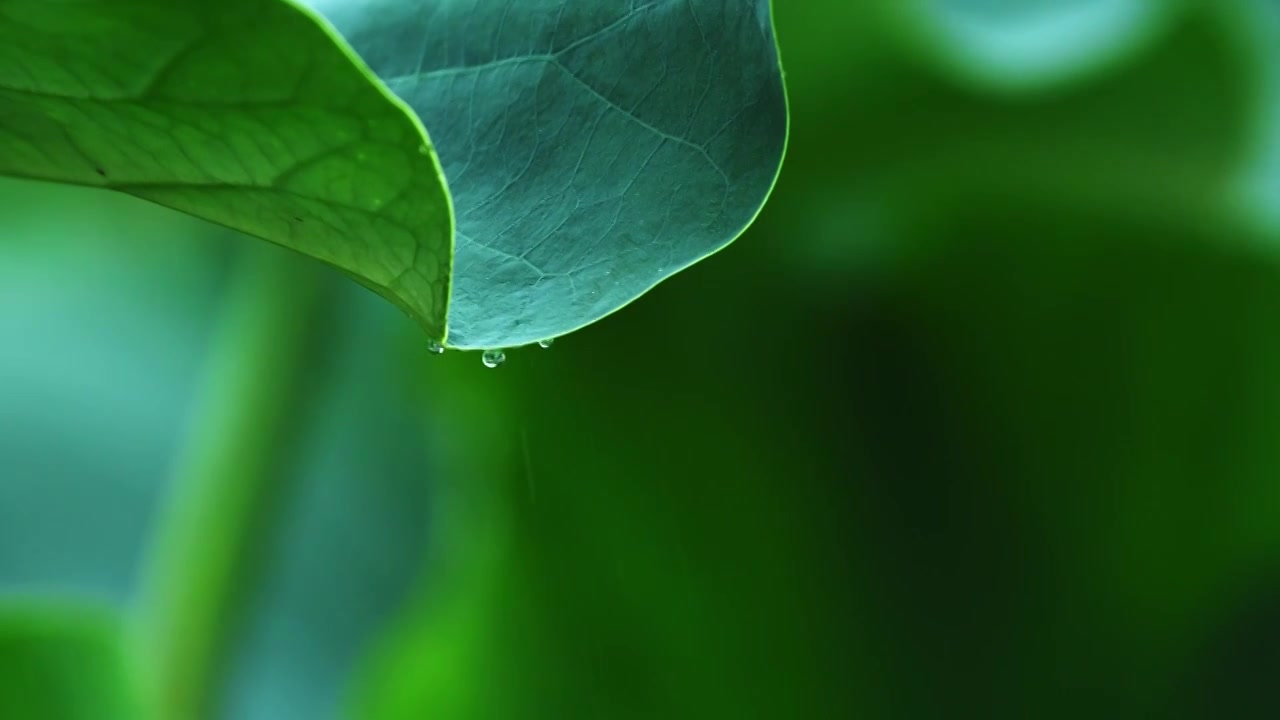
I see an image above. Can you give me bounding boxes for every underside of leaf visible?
[0,0,453,340]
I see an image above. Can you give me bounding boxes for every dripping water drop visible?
[427,339,445,355]
[538,338,555,349]
[482,349,506,369]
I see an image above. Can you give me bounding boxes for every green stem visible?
[136,244,326,720]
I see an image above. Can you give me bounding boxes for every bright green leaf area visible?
[0,0,452,340]
[0,603,141,720]
[0,0,788,349]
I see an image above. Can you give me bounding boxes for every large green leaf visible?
[0,602,141,720]
[0,0,452,339]
[0,0,787,349]
[308,0,788,348]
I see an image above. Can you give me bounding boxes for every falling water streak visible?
[521,427,535,504]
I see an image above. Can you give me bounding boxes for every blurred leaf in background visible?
[0,180,438,719]
[0,602,141,720]
[888,0,1188,91]
[5,1,1280,719]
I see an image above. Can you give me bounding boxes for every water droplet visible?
[538,338,555,349]
[417,144,430,155]
[427,340,444,355]
[482,349,506,369]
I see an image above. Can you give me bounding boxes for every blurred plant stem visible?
[135,243,327,720]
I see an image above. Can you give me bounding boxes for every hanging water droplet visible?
[427,339,445,355]
[482,349,506,369]
[538,338,555,349]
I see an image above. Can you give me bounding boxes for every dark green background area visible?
[3,1,1280,718]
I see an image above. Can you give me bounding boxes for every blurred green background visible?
[5,0,1280,717]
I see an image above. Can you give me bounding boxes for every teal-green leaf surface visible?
[308,0,788,347]
[0,0,787,348]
